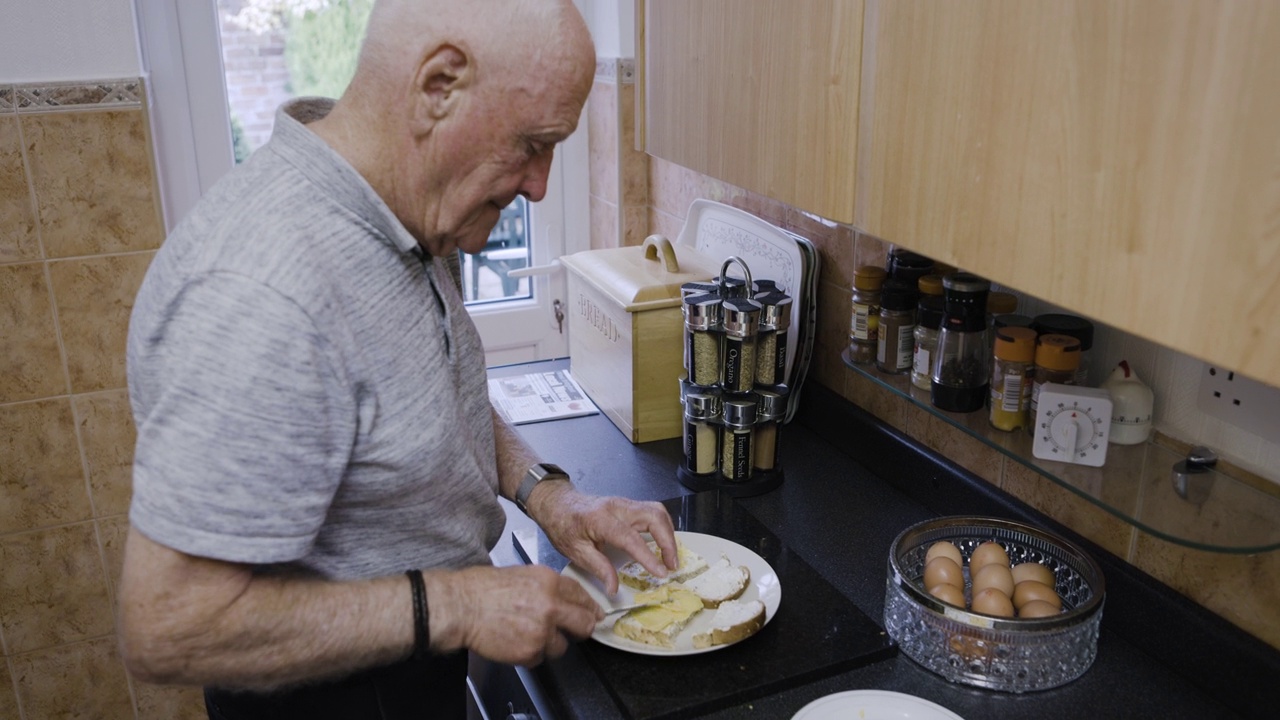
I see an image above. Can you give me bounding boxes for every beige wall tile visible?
[97,514,130,611]
[647,207,683,245]
[1,115,41,263]
[845,371,908,432]
[47,252,153,394]
[0,660,21,720]
[733,190,787,227]
[813,281,851,390]
[74,390,135,518]
[589,195,618,251]
[135,680,207,720]
[1132,533,1280,651]
[648,157,697,220]
[619,82,648,208]
[22,109,163,259]
[0,262,68,403]
[0,398,90,535]
[11,637,133,719]
[854,231,890,271]
[0,523,114,654]
[800,220,856,292]
[1001,461,1134,560]
[907,409,1004,486]
[588,80,618,205]
[621,205,649,248]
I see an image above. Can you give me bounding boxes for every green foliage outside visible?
[284,0,374,99]
[230,113,253,164]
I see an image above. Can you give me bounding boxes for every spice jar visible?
[680,280,720,299]
[754,292,793,386]
[1033,314,1094,386]
[912,295,944,390]
[713,275,749,299]
[931,272,992,412]
[720,297,762,393]
[753,386,788,473]
[1027,333,1081,435]
[877,280,918,374]
[888,248,936,287]
[849,265,887,365]
[720,396,758,482]
[682,391,721,476]
[917,274,945,297]
[989,326,1037,431]
[682,293,722,387]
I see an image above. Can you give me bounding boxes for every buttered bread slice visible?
[691,599,766,649]
[618,541,710,590]
[612,586,705,648]
[679,555,751,608]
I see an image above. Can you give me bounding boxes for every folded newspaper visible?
[489,369,599,425]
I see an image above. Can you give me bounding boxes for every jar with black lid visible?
[931,272,992,412]
[754,292,792,386]
[876,280,918,374]
[912,294,945,390]
[1032,313,1094,386]
[682,390,721,476]
[712,275,750,299]
[682,293,722,387]
[888,248,936,288]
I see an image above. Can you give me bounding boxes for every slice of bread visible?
[618,541,710,590]
[611,586,705,648]
[691,599,766,649]
[679,555,751,608]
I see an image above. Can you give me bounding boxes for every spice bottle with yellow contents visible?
[682,390,720,477]
[753,386,788,474]
[753,292,792,386]
[682,293,722,387]
[989,326,1037,432]
[720,297,762,394]
[720,396,757,483]
[849,265,887,365]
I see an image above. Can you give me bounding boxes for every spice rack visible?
[842,349,1280,554]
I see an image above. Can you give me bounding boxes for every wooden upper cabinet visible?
[642,0,864,224]
[858,0,1280,384]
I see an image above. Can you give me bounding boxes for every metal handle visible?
[506,259,561,279]
[1185,446,1218,470]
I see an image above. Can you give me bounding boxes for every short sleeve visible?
[129,272,356,564]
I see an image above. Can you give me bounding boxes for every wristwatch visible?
[515,462,570,515]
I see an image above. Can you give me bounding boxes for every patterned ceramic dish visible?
[883,516,1106,693]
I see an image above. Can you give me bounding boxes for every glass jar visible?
[917,273,945,298]
[754,291,792,386]
[682,293,723,387]
[1027,333,1082,435]
[682,391,721,476]
[720,297,762,393]
[912,295,944,390]
[877,280,918,374]
[849,265,887,365]
[931,272,992,412]
[753,386,788,472]
[1032,313,1094,386]
[720,396,758,482]
[989,326,1037,431]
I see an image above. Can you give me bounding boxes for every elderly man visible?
[118,1,677,718]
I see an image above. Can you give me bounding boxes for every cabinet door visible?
[643,0,864,223]
[859,0,1280,384]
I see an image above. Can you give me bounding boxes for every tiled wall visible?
[589,67,1280,652]
[0,81,205,720]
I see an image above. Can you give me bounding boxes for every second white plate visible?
[791,690,965,720]
[562,530,782,656]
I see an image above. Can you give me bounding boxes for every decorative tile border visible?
[595,58,637,85]
[5,79,144,114]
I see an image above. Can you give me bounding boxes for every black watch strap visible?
[515,463,569,514]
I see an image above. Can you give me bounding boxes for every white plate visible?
[562,530,782,656]
[791,690,965,720]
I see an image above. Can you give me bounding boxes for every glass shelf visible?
[841,349,1280,554]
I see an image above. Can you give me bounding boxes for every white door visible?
[136,0,586,366]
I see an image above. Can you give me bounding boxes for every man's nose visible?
[518,151,555,202]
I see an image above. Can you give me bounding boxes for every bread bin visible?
[883,516,1105,693]
[561,236,720,443]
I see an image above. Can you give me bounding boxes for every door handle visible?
[505,259,561,279]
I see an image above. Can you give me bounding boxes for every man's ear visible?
[411,44,471,131]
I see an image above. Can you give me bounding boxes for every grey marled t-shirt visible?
[127,99,505,580]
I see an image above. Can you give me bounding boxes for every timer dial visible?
[1031,384,1114,467]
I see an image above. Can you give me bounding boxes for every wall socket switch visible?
[1196,364,1280,444]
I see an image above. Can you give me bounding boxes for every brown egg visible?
[925,541,963,567]
[972,563,1015,597]
[1011,562,1056,587]
[971,587,1015,617]
[923,556,965,590]
[969,541,1010,572]
[928,583,966,608]
[1012,580,1063,611]
[1018,599,1062,618]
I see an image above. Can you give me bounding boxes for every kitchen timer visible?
[1031,383,1114,467]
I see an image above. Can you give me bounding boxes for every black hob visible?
[514,492,896,720]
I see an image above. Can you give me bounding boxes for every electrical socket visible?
[1196,364,1280,444]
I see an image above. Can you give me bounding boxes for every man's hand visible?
[526,483,678,596]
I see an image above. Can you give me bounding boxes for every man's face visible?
[415,65,590,258]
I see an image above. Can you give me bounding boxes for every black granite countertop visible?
[487,361,1280,720]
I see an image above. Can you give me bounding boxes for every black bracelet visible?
[405,569,430,660]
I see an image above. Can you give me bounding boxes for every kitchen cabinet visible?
[640,0,1280,387]
[641,0,864,224]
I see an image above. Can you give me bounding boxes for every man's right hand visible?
[424,564,604,666]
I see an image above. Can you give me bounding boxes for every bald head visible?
[313,0,596,256]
